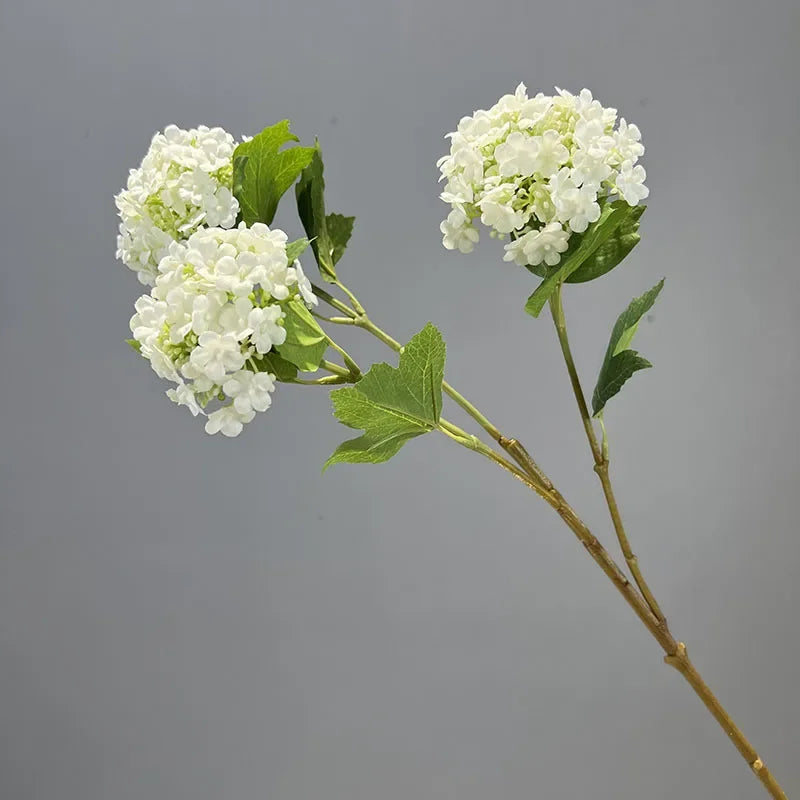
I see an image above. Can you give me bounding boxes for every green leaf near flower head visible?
[326,213,355,265]
[285,237,310,264]
[566,205,646,284]
[295,144,356,282]
[126,338,142,353]
[524,201,636,318]
[253,351,298,382]
[324,323,446,470]
[591,279,664,417]
[232,120,315,226]
[274,297,328,372]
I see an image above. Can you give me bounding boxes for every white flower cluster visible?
[437,85,648,268]
[116,125,240,285]
[130,223,317,437]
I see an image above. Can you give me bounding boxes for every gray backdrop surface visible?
[1,1,798,798]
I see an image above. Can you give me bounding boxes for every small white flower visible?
[612,119,645,164]
[479,185,525,234]
[549,169,601,233]
[573,118,615,157]
[189,331,246,383]
[615,160,649,205]
[440,208,480,253]
[440,175,475,208]
[291,262,318,307]
[504,222,570,267]
[204,404,255,437]
[223,370,276,415]
[570,150,612,188]
[247,305,286,354]
[494,131,541,178]
[166,382,203,416]
[218,296,255,341]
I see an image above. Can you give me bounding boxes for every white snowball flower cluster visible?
[115,125,240,285]
[129,223,318,437]
[437,85,648,268]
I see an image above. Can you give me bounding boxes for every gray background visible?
[1,0,798,798]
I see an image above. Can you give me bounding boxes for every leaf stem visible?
[311,280,550,486]
[548,284,665,623]
[325,339,361,379]
[319,359,352,378]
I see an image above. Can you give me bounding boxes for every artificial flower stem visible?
[439,415,788,800]
[325,339,361,379]
[311,278,550,486]
[310,283,357,318]
[319,359,352,378]
[548,284,666,623]
[334,278,366,315]
[313,280,786,798]
[288,374,349,386]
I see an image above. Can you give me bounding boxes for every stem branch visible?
[311,277,787,799]
[549,285,665,623]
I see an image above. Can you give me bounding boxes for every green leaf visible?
[524,201,635,318]
[254,351,298,382]
[325,323,446,469]
[591,279,664,416]
[295,145,355,281]
[326,213,355,265]
[233,120,315,226]
[126,338,142,353]
[566,205,646,284]
[275,297,328,372]
[285,237,310,264]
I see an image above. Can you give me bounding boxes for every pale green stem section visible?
[548,284,666,624]
[309,281,550,489]
[309,279,788,800]
[325,338,361,379]
[437,417,788,800]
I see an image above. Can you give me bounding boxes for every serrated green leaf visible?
[326,213,355,265]
[325,323,446,469]
[592,279,664,416]
[524,201,634,318]
[566,205,646,284]
[233,121,315,226]
[285,237,310,264]
[254,351,298,382]
[275,297,328,372]
[295,146,355,282]
[126,338,142,353]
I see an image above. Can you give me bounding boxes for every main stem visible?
[546,285,786,799]
[548,285,665,622]
[439,419,788,800]
[314,278,788,800]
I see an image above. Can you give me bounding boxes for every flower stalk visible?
[313,277,789,800]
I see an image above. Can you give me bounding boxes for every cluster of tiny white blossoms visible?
[116,125,240,285]
[129,223,317,437]
[437,85,648,268]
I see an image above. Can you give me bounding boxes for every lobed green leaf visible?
[325,323,446,469]
[232,120,315,226]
